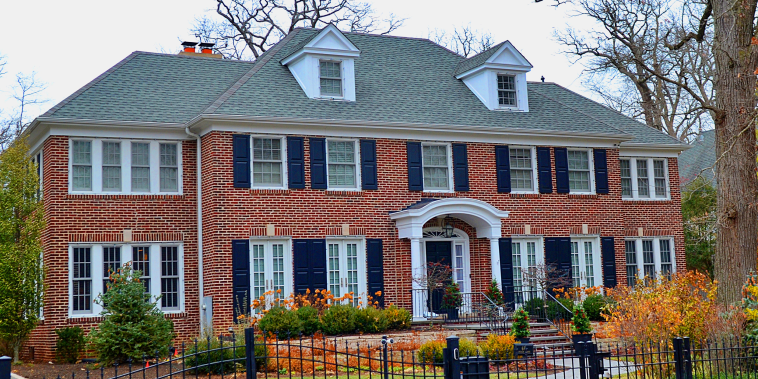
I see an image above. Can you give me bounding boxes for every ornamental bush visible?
[258,306,302,339]
[478,333,515,360]
[582,294,610,321]
[442,282,463,309]
[321,304,356,335]
[54,326,85,363]
[355,306,388,333]
[87,265,175,364]
[484,281,505,306]
[510,308,530,338]
[383,305,412,330]
[295,305,321,335]
[572,303,592,334]
[417,338,478,364]
[185,334,266,374]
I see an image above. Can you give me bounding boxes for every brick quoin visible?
[26,131,685,359]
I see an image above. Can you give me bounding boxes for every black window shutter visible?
[232,135,251,188]
[495,146,511,193]
[536,147,552,194]
[360,139,378,190]
[287,137,305,189]
[231,240,250,321]
[601,237,617,288]
[366,239,384,307]
[407,142,423,191]
[545,237,573,293]
[293,239,327,293]
[594,149,609,194]
[554,147,570,193]
[310,138,327,189]
[499,238,513,305]
[452,143,469,192]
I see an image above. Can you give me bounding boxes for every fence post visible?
[381,336,390,379]
[0,356,10,379]
[244,328,256,379]
[673,337,683,379]
[682,337,693,379]
[577,342,588,379]
[444,336,460,379]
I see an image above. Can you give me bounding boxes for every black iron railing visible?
[409,288,506,328]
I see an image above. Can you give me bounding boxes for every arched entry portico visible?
[389,198,510,320]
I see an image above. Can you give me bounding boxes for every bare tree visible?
[554,0,714,142]
[520,263,573,294]
[190,0,404,60]
[412,261,453,291]
[428,25,494,57]
[548,0,758,305]
[1,73,47,150]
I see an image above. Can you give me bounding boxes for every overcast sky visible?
[0,0,594,122]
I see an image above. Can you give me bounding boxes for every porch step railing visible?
[500,286,575,339]
[409,288,506,329]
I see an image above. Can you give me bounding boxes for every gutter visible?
[184,126,205,332]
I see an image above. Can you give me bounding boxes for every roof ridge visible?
[41,52,142,118]
[532,82,683,145]
[528,83,629,137]
[203,30,302,115]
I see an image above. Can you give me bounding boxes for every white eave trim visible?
[620,142,690,157]
[281,48,360,65]
[455,63,531,80]
[187,114,634,145]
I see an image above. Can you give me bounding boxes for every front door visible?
[570,238,602,289]
[425,241,452,312]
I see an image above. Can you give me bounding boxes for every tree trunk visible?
[711,0,758,304]
[13,343,20,363]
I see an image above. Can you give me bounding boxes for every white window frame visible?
[68,138,183,195]
[568,236,602,288]
[421,142,454,193]
[508,146,538,194]
[511,237,544,292]
[325,238,367,306]
[101,140,123,192]
[620,158,670,200]
[318,59,344,99]
[249,238,293,311]
[32,150,43,200]
[567,148,595,194]
[250,135,288,190]
[624,237,677,285]
[68,242,185,317]
[496,73,518,108]
[325,138,361,191]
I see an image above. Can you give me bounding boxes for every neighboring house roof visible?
[38,27,684,148]
[678,129,716,186]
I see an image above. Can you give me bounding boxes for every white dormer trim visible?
[282,25,359,102]
[456,41,532,112]
[281,25,360,65]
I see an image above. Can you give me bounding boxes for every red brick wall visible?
[25,136,200,361]
[200,131,684,332]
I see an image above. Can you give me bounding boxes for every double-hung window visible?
[69,139,181,194]
[102,141,122,191]
[72,140,92,191]
[422,144,451,191]
[620,158,669,200]
[327,140,359,189]
[69,243,184,316]
[131,143,150,192]
[160,143,179,192]
[624,238,676,285]
[252,137,285,188]
[497,74,517,107]
[319,61,342,97]
[509,147,536,192]
[567,149,593,193]
[327,240,366,306]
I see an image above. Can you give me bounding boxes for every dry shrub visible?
[604,271,717,345]
[479,333,515,360]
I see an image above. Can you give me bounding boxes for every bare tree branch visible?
[428,25,493,57]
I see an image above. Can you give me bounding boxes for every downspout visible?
[185,126,205,333]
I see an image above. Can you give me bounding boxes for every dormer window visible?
[497,74,517,107]
[319,61,342,97]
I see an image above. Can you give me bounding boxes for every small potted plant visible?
[441,282,463,320]
[510,308,531,343]
[484,280,505,306]
[571,303,593,347]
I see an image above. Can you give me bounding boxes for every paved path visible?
[512,356,639,379]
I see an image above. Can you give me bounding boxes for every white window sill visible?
[510,190,538,195]
[622,197,671,201]
[69,191,183,196]
[422,189,454,193]
[568,191,596,195]
[315,96,348,101]
[327,188,361,192]
[252,186,288,190]
[69,309,184,318]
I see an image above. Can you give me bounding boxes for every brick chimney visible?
[178,41,221,59]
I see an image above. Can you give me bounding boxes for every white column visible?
[490,238,502,287]
[410,238,426,321]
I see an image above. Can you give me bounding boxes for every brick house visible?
[24,25,687,359]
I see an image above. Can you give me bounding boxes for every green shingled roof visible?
[678,130,716,186]
[40,27,684,147]
[453,41,507,76]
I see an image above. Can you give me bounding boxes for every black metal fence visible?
[23,331,758,379]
